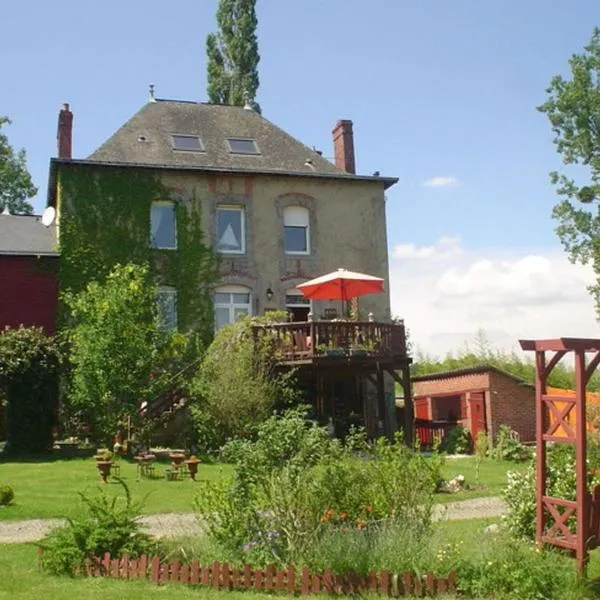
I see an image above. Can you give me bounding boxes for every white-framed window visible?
[283,206,310,255]
[150,201,177,249]
[157,286,178,331]
[214,285,252,331]
[216,206,245,254]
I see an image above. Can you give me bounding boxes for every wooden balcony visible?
[252,320,409,366]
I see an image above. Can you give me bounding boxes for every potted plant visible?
[169,450,186,467]
[185,455,201,481]
[95,451,113,483]
[349,345,368,357]
[94,448,110,461]
[317,342,346,357]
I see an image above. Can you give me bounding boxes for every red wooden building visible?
[0,212,59,334]
[411,365,535,447]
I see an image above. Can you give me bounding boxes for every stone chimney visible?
[57,103,73,159]
[332,119,355,174]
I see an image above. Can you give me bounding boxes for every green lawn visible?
[0,455,523,521]
[437,457,527,503]
[0,457,233,521]
[0,544,275,600]
[4,520,600,600]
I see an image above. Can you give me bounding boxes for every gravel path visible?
[0,497,506,544]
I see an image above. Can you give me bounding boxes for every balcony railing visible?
[252,320,408,363]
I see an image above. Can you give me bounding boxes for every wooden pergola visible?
[519,338,600,574]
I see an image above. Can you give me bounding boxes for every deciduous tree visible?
[0,117,36,214]
[63,263,186,444]
[538,28,600,313]
[206,0,261,112]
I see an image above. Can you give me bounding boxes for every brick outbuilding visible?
[411,365,535,445]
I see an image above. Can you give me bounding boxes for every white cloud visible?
[422,176,459,188]
[394,236,463,260]
[389,238,600,358]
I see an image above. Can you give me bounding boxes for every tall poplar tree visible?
[206,0,261,113]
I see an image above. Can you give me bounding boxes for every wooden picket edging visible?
[55,551,457,596]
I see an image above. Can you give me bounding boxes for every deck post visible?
[402,363,414,447]
[376,365,388,439]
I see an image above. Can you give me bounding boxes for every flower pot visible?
[349,348,368,357]
[325,349,345,357]
[185,459,200,481]
[169,453,186,467]
[96,460,112,483]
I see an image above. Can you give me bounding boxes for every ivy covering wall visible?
[57,164,219,341]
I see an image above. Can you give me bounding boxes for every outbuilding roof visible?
[0,213,58,256]
[411,364,534,388]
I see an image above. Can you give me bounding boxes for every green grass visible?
[437,457,527,503]
[0,457,233,521]
[0,544,276,600]
[0,455,524,521]
[4,521,600,599]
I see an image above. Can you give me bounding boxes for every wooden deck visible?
[252,320,408,366]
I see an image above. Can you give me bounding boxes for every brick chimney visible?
[332,119,355,174]
[57,103,73,159]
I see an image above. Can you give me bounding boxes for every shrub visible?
[307,519,432,576]
[0,326,60,454]
[474,431,489,486]
[188,312,299,452]
[40,478,156,576]
[490,425,532,462]
[0,484,14,506]
[441,425,471,454]
[455,533,584,599]
[502,444,596,540]
[195,409,440,567]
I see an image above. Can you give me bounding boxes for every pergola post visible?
[520,338,600,575]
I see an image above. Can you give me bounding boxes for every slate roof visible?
[0,213,58,256]
[84,99,397,187]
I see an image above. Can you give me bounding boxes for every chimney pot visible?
[332,119,356,174]
[57,103,73,159]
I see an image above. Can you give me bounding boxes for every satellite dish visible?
[41,206,56,227]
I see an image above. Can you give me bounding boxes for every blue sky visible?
[3,0,600,354]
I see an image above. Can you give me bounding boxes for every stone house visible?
[412,365,536,446]
[45,96,411,439]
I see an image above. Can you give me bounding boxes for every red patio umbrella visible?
[297,268,385,316]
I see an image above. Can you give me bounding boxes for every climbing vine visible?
[57,164,219,342]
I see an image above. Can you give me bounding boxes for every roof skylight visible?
[227,138,260,155]
[171,134,205,152]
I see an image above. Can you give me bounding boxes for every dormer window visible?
[227,138,260,155]
[171,134,204,152]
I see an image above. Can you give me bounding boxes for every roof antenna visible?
[149,84,156,103]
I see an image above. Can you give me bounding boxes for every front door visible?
[469,392,486,439]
